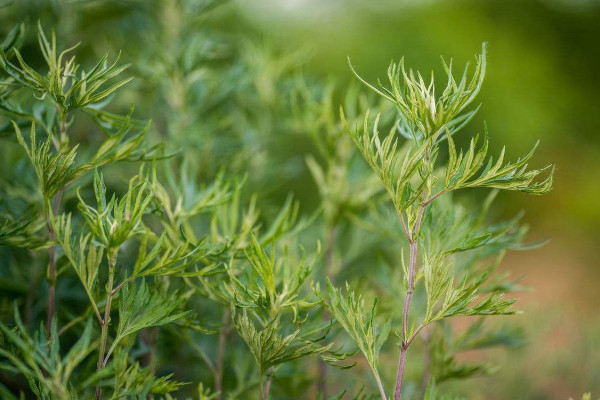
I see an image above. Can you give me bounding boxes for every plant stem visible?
[324,226,337,278]
[189,335,216,374]
[395,345,408,400]
[393,136,435,400]
[58,308,91,337]
[372,369,388,400]
[95,250,117,400]
[316,225,337,399]
[394,239,417,400]
[261,367,273,400]
[141,327,159,373]
[263,377,272,400]
[45,108,68,338]
[394,202,426,400]
[215,308,230,400]
[259,370,265,400]
[45,188,63,337]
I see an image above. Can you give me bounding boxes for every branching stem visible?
[395,178,429,400]
[421,190,447,207]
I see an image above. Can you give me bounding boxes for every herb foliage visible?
[0,7,560,400]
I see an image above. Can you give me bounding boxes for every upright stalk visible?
[372,368,387,400]
[95,249,117,400]
[259,369,265,400]
[45,189,63,337]
[260,367,274,400]
[215,309,230,400]
[316,225,337,398]
[394,237,418,400]
[394,193,427,400]
[141,328,159,373]
[45,110,68,337]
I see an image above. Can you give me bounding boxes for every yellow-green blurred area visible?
[1,0,599,398]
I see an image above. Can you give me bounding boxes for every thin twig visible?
[399,213,410,239]
[394,236,418,400]
[45,108,68,338]
[58,308,91,337]
[95,250,117,400]
[45,188,64,337]
[316,226,337,399]
[261,367,274,400]
[215,308,230,400]
[394,173,429,399]
[109,279,130,296]
[141,327,159,373]
[189,336,216,375]
[372,369,388,400]
[421,190,447,207]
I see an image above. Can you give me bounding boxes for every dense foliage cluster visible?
[0,2,570,399]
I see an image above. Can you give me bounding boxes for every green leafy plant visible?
[0,8,566,400]
[326,44,552,400]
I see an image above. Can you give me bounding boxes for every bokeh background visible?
[1,0,599,398]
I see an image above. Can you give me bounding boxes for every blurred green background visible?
[1,0,599,398]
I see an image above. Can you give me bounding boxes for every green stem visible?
[395,179,430,400]
[58,307,91,337]
[95,249,117,400]
[260,367,273,400]
[394,237,418,400]
[371,367,387,400]
[259,369,264,400]
[393,143,434,400]
[215,308,230,400]
[45,108,68,337]
[45,185,64,337]
[316,225,337,398]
